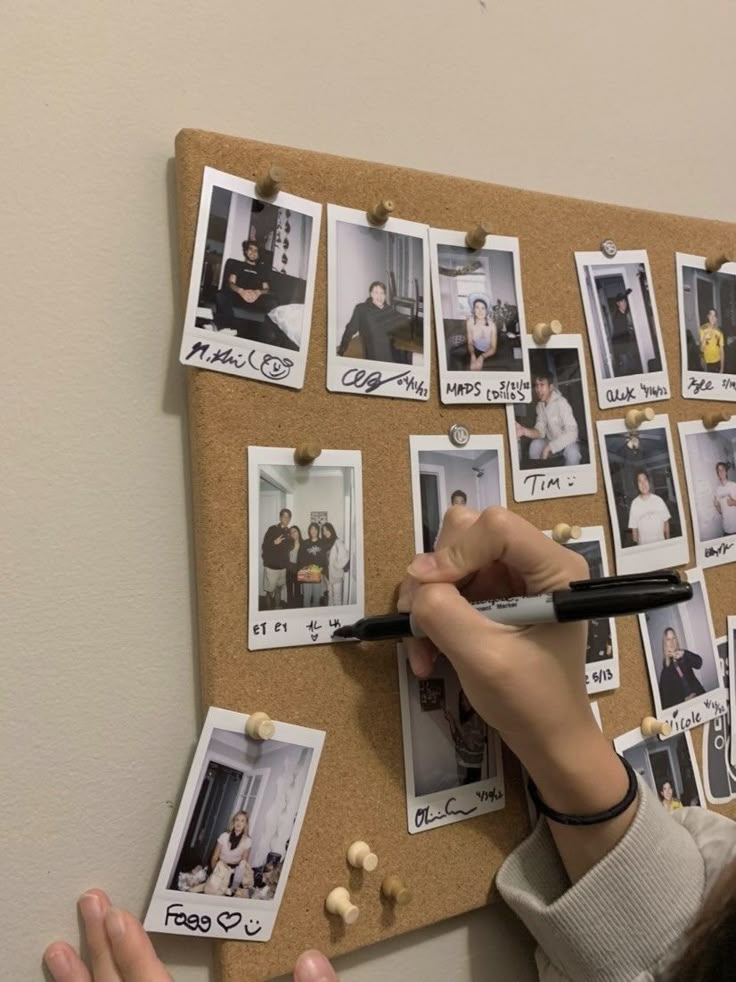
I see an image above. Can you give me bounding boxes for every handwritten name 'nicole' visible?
[414,796,478,829]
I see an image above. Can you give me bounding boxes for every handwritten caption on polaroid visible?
[661,691,728,735]
[164,902,263,940]
[585,665,616,693]
[443,378,531,405]
[412,785,504,832]
[252,617,343,646]
[602,380,669,407]
[338,366,428,400]
[184,339,297,386]
[686,375,736,400]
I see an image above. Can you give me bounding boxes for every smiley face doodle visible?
[249,349,294,381]
[244,917,262,937]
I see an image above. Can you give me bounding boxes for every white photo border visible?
[408,434,507,553]
[575,249,670,409]
[179,167,322,391]
[144,707,325,942]
[247,447,364,650]
[397,644,505,834]
[702,636,735,805]
[597,414,689,575]
[676,253,736,402]
[543,526,619,695]
[637,567,727,733]
[677,418,736,569]
[326,204,430,401]
[429,227,531,405]
[507,334,597,501]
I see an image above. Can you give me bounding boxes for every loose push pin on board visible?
[346,840,378,872]
[325,887,359,924]
[532,320,563,346]
[705,252,732,274]
[465,222,492,251]
[381,875,412,906]
[703,411,732,430]
[366,199,394,226]
[245,712,275,741]
[640,716,672,739]
[552,523,581,545]
[294,444,322,466]
[255,165,285,199]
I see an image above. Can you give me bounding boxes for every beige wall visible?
[3,2,734,979]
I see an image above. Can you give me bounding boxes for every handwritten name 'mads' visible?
[638,568,727,735]
[326,205,431,401]
[678,418,736,569]
[429,228,531,405]
[247,447,364,650]
[597,414,689,576]
[575,249,670,409]
[408,434,506,553]
[144,707,324,942]
[179,167,322,390]
[676,253,736,401]
[702,635,736,805]
[544,526,619,695]
[507,335,596,501]
[397,644,505,834]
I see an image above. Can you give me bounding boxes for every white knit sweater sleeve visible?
[496,779,736,982]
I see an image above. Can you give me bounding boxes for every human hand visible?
[541,445,551,460]
[397,507,592,761]
[514,421,525,439]
[44,890,338,982]
[241,289,259,303]
[275,535,285,544]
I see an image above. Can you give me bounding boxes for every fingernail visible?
[105,908,126,941]
[44,947,72,980]
[407,553,438,577]
[79,892,103,924]
[294,949,336,982]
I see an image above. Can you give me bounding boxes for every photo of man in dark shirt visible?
[215,240,272,334]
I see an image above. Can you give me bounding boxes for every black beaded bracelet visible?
[527,753,638,827]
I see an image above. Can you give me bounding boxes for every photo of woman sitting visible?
[465,293,498,371]
[659,780,684,813]
[659,626,706,709]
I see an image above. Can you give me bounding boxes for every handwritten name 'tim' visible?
[414,796,478,828]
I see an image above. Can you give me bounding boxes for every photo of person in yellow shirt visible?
[699,308,725,373]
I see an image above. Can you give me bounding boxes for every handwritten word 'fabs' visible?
[414,796,478,829]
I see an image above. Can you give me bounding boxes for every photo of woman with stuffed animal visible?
[167,726,317,904]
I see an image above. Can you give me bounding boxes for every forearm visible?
[510,723,637,883]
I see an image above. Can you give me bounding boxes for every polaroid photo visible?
[179,167,322,390]
[676,253,736,401]
[397,645,505,834]
[247,447,364,649]
[408,434,506,552]
[543,526,619,695]
[145,707,324,942]
[429,228,530,405]
[507,335,596,501]
[678,418,736,568]
[597,414,689,575]
[638,567,727,734]
[703,635,736,804]
[575,249,669,409]
[326,204,430,401]
[614,725,705,810]
[731,617,736,769]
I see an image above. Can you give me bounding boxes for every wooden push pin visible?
[532,320,563,345]
[294,444,322,466]
[325,887,359,924]
[552,523,581,545]
[625,406,655,431]
[641,716,672,738]
[346,840,378,872]
[366,199,394,226]
[381,875,412,907]
[703,411,732,430]
[255,165,284,199]
[465,222,492,250]
[245,712,275,741]
[705,253,731,274]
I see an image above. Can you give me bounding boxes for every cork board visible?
[175,128,736,982]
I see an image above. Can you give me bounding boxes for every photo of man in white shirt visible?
[713,461,736,536]
[628,469,671,546]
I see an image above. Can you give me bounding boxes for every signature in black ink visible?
[341,366,411,394]
[705,542,734,558]
[184,340,248,370]
[414,796,478,828]
[687,377,715,395]
[522,473,561,495]
[605,385,636,403]
[164,903,211,933]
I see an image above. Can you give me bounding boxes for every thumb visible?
[294,949,338,982]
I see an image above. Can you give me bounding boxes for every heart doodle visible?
[217,911,242,933]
